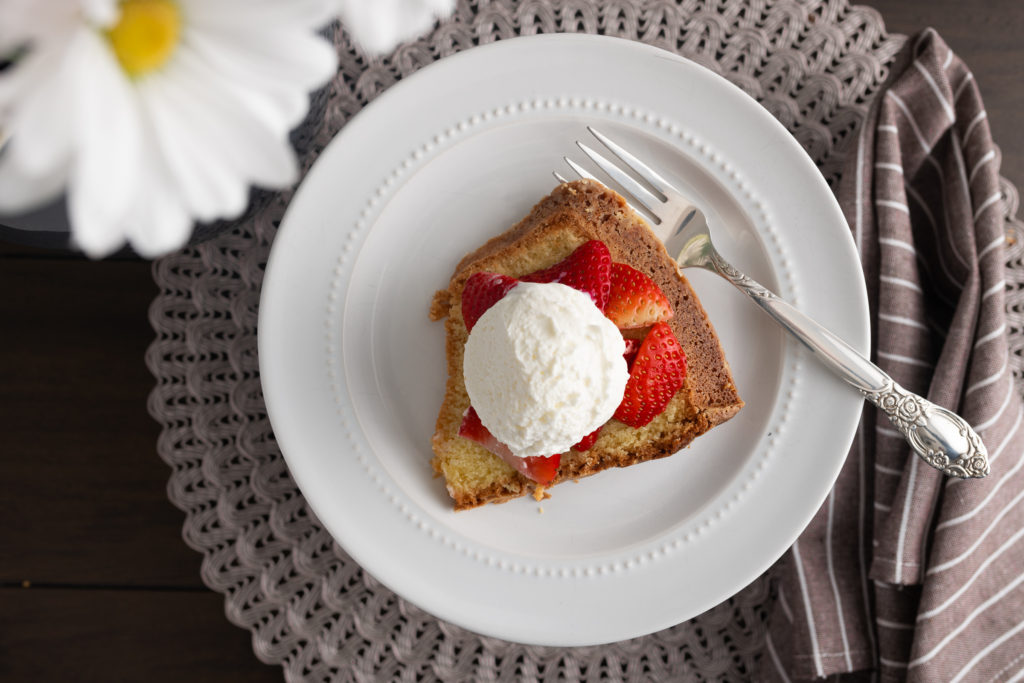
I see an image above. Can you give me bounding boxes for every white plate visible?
[259,34,869,647]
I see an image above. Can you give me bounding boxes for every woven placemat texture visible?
[146,1,1022,680]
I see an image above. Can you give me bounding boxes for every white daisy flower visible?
[0,0,337,257]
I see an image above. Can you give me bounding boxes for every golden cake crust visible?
[430,179,742,510]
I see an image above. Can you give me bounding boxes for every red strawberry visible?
[458,406,561,485]
[572,426,602,452]
[520,240,612,311]
[606,262,673,329]
[520,453,561,486]
[613,322,687,428]
[622,337,642,367]
[461,272,518,332]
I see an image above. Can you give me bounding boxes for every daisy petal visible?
[159,48,298,187]
[215,77,310,140]
[7,52,75,176]
[123,142,192,257]
[180,30,313,133]
[0,46,47,107]
[181,0,337,32]
[127,194,191,257]
[338,0,455,54]
[0,156,67,212]
[0,0,81,49]
[185,25,336,98]
[66,29,143,258]
[80,0,120,27]
[141,75,250,221]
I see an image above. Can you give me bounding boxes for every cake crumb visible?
[429,289,453,321]
[532,486,551,502]
[538,506,544,514]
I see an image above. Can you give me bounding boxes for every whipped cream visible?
[463,282,628,459]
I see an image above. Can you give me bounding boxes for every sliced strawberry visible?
[622,337,641,367]
[521,453,561,485]
[613,322,687,428]
[520,240,612,312]
[458,406,561,485]
[606,262,674,329]
[458,405,510,456]
[572,426,602,452]
[461,272,518,332]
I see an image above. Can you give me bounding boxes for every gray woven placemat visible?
[146,1,1024,680]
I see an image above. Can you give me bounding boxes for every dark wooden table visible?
[1,3,1020,680]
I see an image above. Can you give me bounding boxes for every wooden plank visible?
[0,238,74,258]
[0,257,203,586]
[869,0,1024,187]
[0,587,281,683]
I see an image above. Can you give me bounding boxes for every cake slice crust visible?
[430,180,742,510]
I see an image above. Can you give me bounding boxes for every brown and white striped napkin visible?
[763,30,1024,682]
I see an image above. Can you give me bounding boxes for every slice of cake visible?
[429,179,742,510]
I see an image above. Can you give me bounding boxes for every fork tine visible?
[563,157,600,182]
[564,154,660,225]
[576,141,664,220]
[562,157,652,221]
[587,126,674,200]
[553,171,570,184]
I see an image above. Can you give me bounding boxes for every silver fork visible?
[557,126,989,479]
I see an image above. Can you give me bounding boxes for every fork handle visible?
[708,251,989,479]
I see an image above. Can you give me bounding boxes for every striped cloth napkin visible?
[763,30,1024,683]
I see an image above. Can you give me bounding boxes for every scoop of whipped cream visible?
[463,281,629,459]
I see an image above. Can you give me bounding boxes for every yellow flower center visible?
[106,0,181,77]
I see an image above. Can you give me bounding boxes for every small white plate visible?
[259,34,868,647]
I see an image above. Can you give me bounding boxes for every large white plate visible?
[259,34,869,647]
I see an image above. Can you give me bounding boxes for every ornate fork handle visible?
[862,381,989,478]
[707,250,990,478]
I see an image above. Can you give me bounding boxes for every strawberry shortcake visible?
[429,179,743,510]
